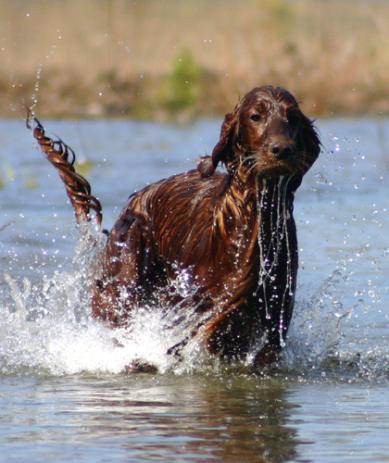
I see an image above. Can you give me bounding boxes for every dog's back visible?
[29,86,320,368]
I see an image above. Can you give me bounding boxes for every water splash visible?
[285,269,347,368]
[0,222,387,381]
[285,266,389,383]
[28,63,43,116]
[255,176,295,347]
[0,223,208,376]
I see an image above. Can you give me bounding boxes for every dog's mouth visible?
[243,150,302,178]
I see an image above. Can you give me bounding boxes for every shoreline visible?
[3,70,389,121]
[1,0,388,120]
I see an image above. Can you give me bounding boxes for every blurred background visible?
[1,4,389,461]
[1,0,388,120]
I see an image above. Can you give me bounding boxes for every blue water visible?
[0,117,388,462]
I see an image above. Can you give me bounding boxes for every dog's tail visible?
[26,111,103,227]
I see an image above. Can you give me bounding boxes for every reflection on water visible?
[1,373,389,462]
[0,375,300,463]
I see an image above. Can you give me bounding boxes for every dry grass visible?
[1,0,388,119]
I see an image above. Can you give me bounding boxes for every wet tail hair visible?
[26,111,103,226]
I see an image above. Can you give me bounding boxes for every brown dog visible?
[28,86,320,367]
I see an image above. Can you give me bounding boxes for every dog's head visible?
[198,86,320,183]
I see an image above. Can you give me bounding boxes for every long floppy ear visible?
[299,114,321,171]
[198,108,239,177]
[290,113,321,191]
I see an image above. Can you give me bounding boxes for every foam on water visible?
[0,223,387,381]
[0,224,211,376]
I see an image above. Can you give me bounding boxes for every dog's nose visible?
[270,142,293,160]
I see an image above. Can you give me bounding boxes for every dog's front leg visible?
[91,211,148,326]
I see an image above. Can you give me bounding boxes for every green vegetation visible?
[75,160,94,177]
[23,176,39,190]
[160,48,203,114]
[0,160,15,189]
[0,0,388,119]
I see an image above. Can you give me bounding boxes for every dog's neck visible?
[214,164,298,250]
[254,175,296,266]
[254,174,299,346]
[212,165,298,344]
[224,163,297,213]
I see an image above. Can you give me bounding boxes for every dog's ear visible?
[289,112,320,191]
[298,114,320,172]
[198,109,239,177]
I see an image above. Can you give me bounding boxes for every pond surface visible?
[0,117,388,462]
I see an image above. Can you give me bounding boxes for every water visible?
[0,117,388,462]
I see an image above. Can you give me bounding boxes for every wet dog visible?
[28,86,320,367]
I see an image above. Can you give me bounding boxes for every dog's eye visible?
[250,113,262,122]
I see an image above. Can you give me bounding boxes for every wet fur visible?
[29,86,320,367]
